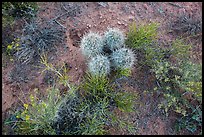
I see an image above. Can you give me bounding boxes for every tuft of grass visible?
[7,87,62,135]
[125,22,159,49]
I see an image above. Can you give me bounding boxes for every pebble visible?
[131,11,134,15]
[75,67,78,71]
[128,16,134,21]
[87,24,91,28]
[143,4,148,10]
[117,21,122,25]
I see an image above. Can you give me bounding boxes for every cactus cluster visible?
[80,28,135,76]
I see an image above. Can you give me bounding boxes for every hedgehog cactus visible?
[103,28,125,51]
[88,55,110,76]
[80,32,104,58]
[110,47,135,69]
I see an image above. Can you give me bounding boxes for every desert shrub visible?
[103,28,125,51]
[2,2,38,28]
[52,88,83,135]
[15,21,67,64]
[11,87,61,135]
[125,22,159,49]
[169,13,202,37]
[5,38,21,56]
[126,21,202,134]
[88,55,110,76]
[110,48,135,70]
[80,32,104,58]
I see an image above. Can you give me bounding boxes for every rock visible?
[131,10,134,15]
[117,21,122,25]
[128,16,134,22]
[87,24,91,28]
[75,67,78,71]
[143,4,148,10]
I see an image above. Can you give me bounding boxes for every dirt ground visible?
[2,2,202,135]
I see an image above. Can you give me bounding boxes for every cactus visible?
[103,28,125,51]
[88,55,110,76]
[80,32,104,58]
[110,47,135,69]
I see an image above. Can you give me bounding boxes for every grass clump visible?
[125,22,159,49]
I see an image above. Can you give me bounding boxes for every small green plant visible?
[80,32,104,58]
[103,28,125,51]
[125,22,159,49]
[88,55,110,76]
[2,2,38,28]
[12,87,61,135]
[115,91,137,112]
[6,38,21,56]
[110,48,135,70]
[39,53,71,89]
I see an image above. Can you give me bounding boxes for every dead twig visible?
[168,2,185,9]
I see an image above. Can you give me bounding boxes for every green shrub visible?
[12,87,61,135]
[2,2,38,28]
[126,21,202,134]
[125,22,159,49]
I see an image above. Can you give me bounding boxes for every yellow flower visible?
[7,45,12,50]
[24,104,29,109]
[25,115,30,121]
[30,94,34,102]
[16,115,20,118]
[42,102,47,108]
[15,43,20,47]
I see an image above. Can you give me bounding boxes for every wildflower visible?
[7,45,12,50]
[16,115,20,118]
[24,104,29,109]
[25,115,30,121]
[42,102,47,108]
[15,43,20,47]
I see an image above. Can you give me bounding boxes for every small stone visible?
[87,24,91,28]
[75,68,78,71]
[117,21,122,25]
[143,4,148,10]
[128,16,134,21]
[99,16,102,19]
[130,11,134,15]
